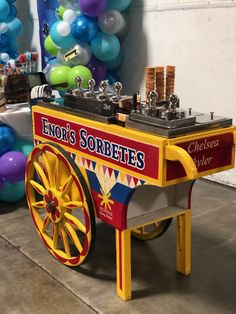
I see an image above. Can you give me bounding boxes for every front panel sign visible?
[34,111,159,179]
[167,133,233,181]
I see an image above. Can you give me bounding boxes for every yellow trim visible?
[176,210,191,275]
[165,145,198,180]
[116,229,131,301]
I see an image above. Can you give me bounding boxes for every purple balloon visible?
[79,0,107,17]
[87,56,107,84]
[0,177,4,191]
[0,151,27,183]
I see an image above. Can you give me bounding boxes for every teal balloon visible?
[0,180,25,202]
[15,139,34,157]
[105,50,123,70]
[91,32,120,62]
[107,0,132,12]
[5,17,23,38]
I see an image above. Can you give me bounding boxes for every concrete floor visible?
[0,179,236,314]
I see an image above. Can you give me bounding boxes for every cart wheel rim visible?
[131,219,172,240]
[25,143,95,266]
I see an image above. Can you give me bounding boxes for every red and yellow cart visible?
[25,102,236,300]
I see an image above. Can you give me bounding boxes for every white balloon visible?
[0,23,8,34]
[63,9,77,23]
[1,53,9,63]
[57,21,71,36]
[98,10,126,35]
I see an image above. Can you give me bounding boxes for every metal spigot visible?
[84,78,96,98]
[168,94,178,111]
[148,90,158,116]
[73,76,83,97]
[112,81,123,103]
[97,80,109,101]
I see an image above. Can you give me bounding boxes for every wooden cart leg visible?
[116,229,132,301]
[176,209,191,275]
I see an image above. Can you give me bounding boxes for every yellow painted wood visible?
[116,229,132,301]
[165,145,198,180]
[33,105,236,188]
[176,210,191,275]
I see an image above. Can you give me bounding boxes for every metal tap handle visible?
[113,82,123,97]
[168,94,178,110]
[88,78,96,93]
[99,80,108,94]
[75,76,83,89]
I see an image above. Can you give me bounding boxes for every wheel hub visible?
[44,189,65,223]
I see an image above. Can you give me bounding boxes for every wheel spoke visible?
[64,212,86,234]
[63,201,83,209]
[42,152,54,186]
[54,159,60,190]
[64,221,83,253]
[61,175,74,198]
[42,215,51,233]
[59,223,71,257]
[32,201,45,209]
[30,180,46,195]
[33,161,50,190]
[53,224,59,249]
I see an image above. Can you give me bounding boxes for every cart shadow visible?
[74,219,236,309]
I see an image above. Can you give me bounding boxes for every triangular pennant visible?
[126,175,132,186]
[140,179,145,185]
[81,157,85,166]
[102,165,107,175]
[92,161,96,170]
[87,159,91,169]
[114,170,119,180]
[133,177,139,186]
[108,167,113,178]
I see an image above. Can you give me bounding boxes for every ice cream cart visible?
[25,86,236,301]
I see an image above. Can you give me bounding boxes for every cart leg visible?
[116,229,132,301]
[176,209,191,275]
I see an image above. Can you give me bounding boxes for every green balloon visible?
[15,139,34,157]
[68,66,92,89]
[57,5,66,19]
[0,180,25,203]
[50,66,70,90]
[44,35,59,56]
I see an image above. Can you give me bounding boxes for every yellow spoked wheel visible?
[25,142,95,267]
[132,219,172,240]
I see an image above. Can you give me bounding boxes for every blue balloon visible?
[5,17,23,38]
[0,34,10,48]
[71,15,98,43]
[0,124,16,157]
[107,0,132,12]
[105,50,123,70]
[8,5,17,17]
[91,32,120,62]
[50,21,76,49]
[0,179,25,202]
[106,70,120,85]
[0,0,10,20]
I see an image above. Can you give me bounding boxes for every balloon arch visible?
[39,0,132,89]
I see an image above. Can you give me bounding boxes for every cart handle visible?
[165,145,198,180]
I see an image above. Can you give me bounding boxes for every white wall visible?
[15,0,41,68]
[16,0,236,186]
